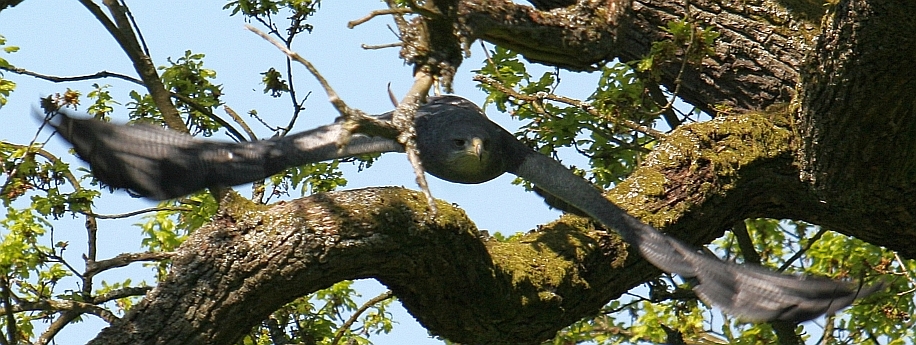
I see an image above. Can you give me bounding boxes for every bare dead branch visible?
[348,8,414,29]
[360,42,403,50]
[0,65,143,85]
[245,25,349,115]
[244,25,406,162]
[85,252,176,277]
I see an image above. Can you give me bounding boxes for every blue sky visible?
[0,1,608,343]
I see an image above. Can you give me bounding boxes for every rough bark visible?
[86,188,628,345]
[88,0,916,343]
[797,0,916,253]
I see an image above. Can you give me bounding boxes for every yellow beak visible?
[471,138,485,161]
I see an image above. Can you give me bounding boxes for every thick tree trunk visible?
[797,0,916,253]
[89,0,916,344]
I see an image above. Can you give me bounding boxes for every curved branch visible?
[87,188,629,344]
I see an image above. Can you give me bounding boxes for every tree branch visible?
[0,65,143,85]
[85,252,176,277]
[330,290,394,345]
[0,276,16,345]
[95,286,153,303]
[79,207,192,220]
[79,0,186,132]
[473,75,665,138]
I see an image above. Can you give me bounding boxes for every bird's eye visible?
[453,139,466,147]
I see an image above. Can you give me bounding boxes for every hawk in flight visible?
[49,95,878,322]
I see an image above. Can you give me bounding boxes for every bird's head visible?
[440,131,493,181]
[415,96,507,184]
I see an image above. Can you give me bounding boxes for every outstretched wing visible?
[50,113,403,200]
[506,140,879,322]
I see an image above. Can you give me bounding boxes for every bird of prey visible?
[48,95,877,322]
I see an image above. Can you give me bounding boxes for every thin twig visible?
[384,0,411,38]
[119,0,150,56]
[330,290,394,345]
[646,82,683,129]
[474,75,665,138]
[894,253,916,296]
[169,92,247,142]
[480,41,504,80]
[42,251,85,280]
[222,104,269,201]
[37,311,79,345]
[645,0,696,119]
[0,65,143,85]
[246,19,440,213]
[361,42,402,50]
[245,24,398,139]
[347,8,414,28]
[78,206,192,219]
[245,25,348,113]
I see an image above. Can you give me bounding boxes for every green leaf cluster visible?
[269,160,347,197]
[161,50,224,135]
[0,34,18,108]
[86,83,118,119]
[476,47,658,189]
[239,281,396,345]
[224,0,320,35]
[0,207,72,341]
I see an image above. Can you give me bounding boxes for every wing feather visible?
[50,113,402,199]
[507,143,879,322]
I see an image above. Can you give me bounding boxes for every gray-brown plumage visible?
[48,95,878,322]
